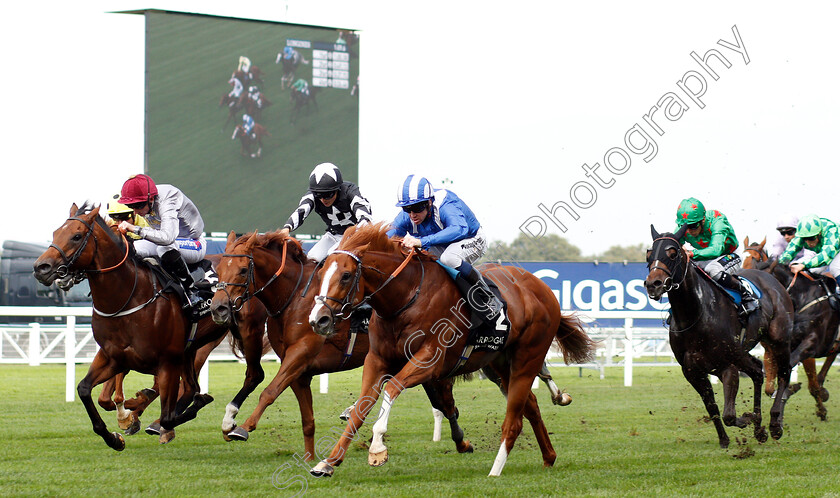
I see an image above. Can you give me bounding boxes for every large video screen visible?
[142,10,359,234]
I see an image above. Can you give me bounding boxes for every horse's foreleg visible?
[311,353,389,478]
[77,351,126,451]
[767,345,791,440]
[763,350,777,397]
[801,358,827,420]
[816,351,837,393]
[289,377,316,461]
[538,362,572,406]
[682,364,729,448]
[97,375,118,411]
[720,366,743,427]
[422,379,473,454]
[220,332,266,440]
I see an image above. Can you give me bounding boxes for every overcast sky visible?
[2,1,838,255]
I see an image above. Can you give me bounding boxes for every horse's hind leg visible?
[682,365,730,448]
[522,389,556,467]
[422,380,473,454]
[762,349,778,397]
[720,366,749,428]
[801,358,827,420]
[98,376,118,411]
[490,365,537,476]
[289,377,316,462]
[538,362,572,406]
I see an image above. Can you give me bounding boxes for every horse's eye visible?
[238,267,248,277]
[667,249,677,260]
[340,271,352,283]
[72,233,83,242]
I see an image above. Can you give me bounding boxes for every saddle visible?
[142,257,218,322]
[441,263,511,353]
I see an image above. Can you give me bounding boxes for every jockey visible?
[388,175,502,323]
[277,46,309,65]
[227,74,244,105]
[242,114,255,136]
[768,214,812,262]
[674,197,759,317]
[117,174,207,309]
[237,56,251,74]
[279,162,373,332]
[105,194,148,240]
[778,214,840,290]
[248,85,261,102]
[291,78,310,96]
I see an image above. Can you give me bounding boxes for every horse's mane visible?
[235,230,307,264]
[337,222,439,263]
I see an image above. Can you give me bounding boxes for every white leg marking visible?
[369,391,393,455]
[116,402,130,421]
[222,403,239,431]
[489,443,509,476]
[432,408,443,442]
[309,261,338,324]
[546,379,560,398]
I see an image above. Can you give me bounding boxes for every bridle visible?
[647,236,689,292]
[214,240,304,317]
[743,245,768,267]
[314,248,423,325]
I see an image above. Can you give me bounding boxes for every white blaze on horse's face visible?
[309,260,339,324]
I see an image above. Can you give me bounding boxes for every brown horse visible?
[307,223,595,477]
[33,204,231,449]
[232,123,269,158]
[209,230,474,462]
[219,92,245,129]
[645,225,793,448]
[757,260,840,420]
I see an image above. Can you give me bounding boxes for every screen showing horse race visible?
[139,10,359,235]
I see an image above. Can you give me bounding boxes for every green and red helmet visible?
[796,214,822,238]
[675,197,706,226]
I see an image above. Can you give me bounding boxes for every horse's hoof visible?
[124,418,141,436]
[159,429,176,444]
[769,423,783,440]
[554,392,573,406]
[457,440,474,454]
[339,406,353,421]
[145,422,162,436]
[755,426,768,444]
[368,449,389,467]
[227,426,249,441]
[788,383,802,396]
[817,409,827,421]
[310,461,334,478]
[820,388,829,402]
[110,432,126,451]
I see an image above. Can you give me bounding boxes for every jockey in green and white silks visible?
[778,214,840,289]
[674,197,759,316]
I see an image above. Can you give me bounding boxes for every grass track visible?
[0,363,838,497]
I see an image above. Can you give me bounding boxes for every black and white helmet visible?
[309,163,343,192]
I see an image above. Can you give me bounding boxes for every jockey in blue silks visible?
[388,174,502,323]
[242,114,255,136]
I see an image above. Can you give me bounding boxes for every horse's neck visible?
[363,253,428,317]
[667,265,710,322]
[255,254,307,312]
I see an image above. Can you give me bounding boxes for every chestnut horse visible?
[645,225,793,448]
[209,230,474,462]
[33,204,230,449]
[307,224,595,477]
[232,123,269,158]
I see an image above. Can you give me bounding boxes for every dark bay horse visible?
[645,225,793,448]
[209,230,474,461]
[219,92,245,129]
[33,204,231,449]
[756,260,840,420]
[232,123,269,158]
[307,224,595,477]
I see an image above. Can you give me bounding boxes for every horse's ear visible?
[89,205,101,218]
[743,236,750,248]
[650,224,660,240]
[69,203,79,216]
[227,231,237,246]
[674,224,688,240]
[244,230,259,250]
[759,237,766,249]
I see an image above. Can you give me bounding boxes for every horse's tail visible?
[554,313,596,365]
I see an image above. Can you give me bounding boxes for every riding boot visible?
[718,272,759,317]
[160,249,201,310]
[350,302,372,333]
[460,265,503,324]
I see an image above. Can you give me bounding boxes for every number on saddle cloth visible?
[437,261,511,352]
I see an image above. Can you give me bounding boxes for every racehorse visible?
[245,92,272,121]
[307,223,595,477]
[290,87,317,125]
[233,66,265,87]
[210,230,476,461]
[33,204,231,449]
[232,123,269,158]
[279,57,298,89]
[756,260,840,420]
[219,92,245,129]
[645,225,793,448]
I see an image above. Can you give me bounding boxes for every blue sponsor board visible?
[495,261,670,327]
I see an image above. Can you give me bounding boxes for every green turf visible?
[1,363,838,497]
[145,11,359,235]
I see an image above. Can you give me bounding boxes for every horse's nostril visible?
[316,315,332,331]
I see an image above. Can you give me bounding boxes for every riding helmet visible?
[396,175,434,207]
[309,163,343,192]
[796,214,822,238]
[119,174,158,205]
[675,197,706,225]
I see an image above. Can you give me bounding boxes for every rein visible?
[648,236,689,291]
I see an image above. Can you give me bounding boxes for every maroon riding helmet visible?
[119,174,158,205]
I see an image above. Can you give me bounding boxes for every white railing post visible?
[29,322,41,366]
[65,316,76,402]
[199,361,209,394]
[319,373,329,393]
[624,318,633,387]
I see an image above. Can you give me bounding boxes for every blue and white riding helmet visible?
[283,46,294,59]
[396,175,434,207]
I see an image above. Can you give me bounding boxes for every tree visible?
[592,243,647,263]
[481,233,584,262]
